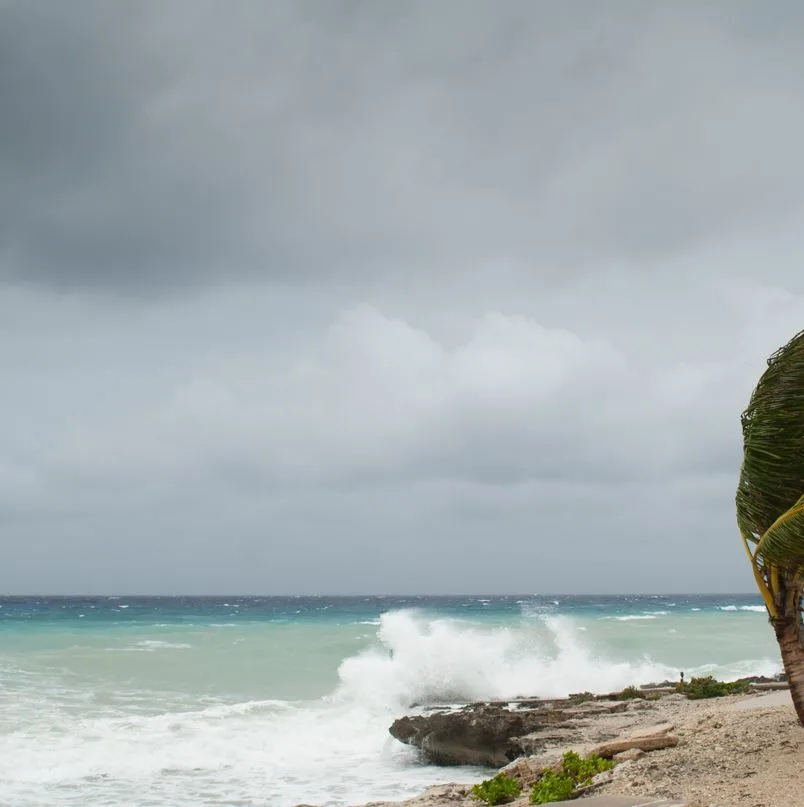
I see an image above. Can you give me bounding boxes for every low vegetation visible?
[567,691,595,704]
[559,750,614,782]
[571,686,659,703]
[675,675,751,699]
[529,751,614,804]
[529,770,575,804]
[613,685,644,700]
[471,750,615,805]
[470,773,522,805]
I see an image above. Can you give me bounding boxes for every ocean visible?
[0,594,780,806]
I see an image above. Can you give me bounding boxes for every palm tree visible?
[737,328,804,726]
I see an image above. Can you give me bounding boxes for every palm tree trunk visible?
[773,611,804,726]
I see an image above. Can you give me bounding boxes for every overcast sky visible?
[2,1,804,594]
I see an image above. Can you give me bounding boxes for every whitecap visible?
[127,640,192,651]
[0,603,780,807]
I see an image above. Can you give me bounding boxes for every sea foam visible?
[0,606,782,807]
[336,610,672,708]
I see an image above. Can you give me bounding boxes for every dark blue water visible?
[0,592,764,626]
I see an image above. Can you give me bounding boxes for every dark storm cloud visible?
[3,1,804,292]
[2,2,804,593]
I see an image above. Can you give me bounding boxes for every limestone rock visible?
[614,748,646,762]
[627,722,674,738]
[565,701,629,717]
[591,767,616,786]
[361,783,470,807]
[501,754,562,785]
[389,704,569,767]
[518,727,581,756]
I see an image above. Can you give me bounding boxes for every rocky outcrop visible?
[360,783,472,807]
[388,697,670,767]
[389,704,575,767]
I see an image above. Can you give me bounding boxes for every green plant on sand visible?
[675,675,750,699]
[736,329,804,726]
[613,685,644,700]
[559,750,614,782]
[470,773,522,805]
[529,751,614,804]
[529,770,575,804]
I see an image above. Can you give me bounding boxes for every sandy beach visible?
[355,689,804,807]
[596,690,803,806]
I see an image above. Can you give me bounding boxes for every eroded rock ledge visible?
[389,698,631,767]
[387,676,786,768]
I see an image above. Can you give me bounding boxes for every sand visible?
[595,690,804,807]
[355,690,804,807]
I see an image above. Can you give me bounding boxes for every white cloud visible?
[37,301,767,495]
[0,279,797,592]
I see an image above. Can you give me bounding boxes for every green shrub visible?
[675,675,751,699]
[529,751,615,803]
[560,750,614,783]
[567,691,596,704]
[529,771,575,804]
[613,685,643,700]
[471,773,522,805]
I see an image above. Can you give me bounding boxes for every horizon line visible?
[0,591,762,598]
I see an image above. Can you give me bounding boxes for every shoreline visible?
[343,684,802,807]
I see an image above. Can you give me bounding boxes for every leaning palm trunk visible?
[737,329,804,726]
[774,608,804,724]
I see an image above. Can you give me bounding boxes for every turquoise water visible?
[0,595,780,806]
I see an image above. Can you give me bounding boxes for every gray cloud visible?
[4,1,804,292]
[1,2,804,593]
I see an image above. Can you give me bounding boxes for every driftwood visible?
[590,733,679,759]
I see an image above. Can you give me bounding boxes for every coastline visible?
[2,594,782,806]
[344,687,803,807]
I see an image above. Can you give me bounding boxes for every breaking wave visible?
[335,610,672,708]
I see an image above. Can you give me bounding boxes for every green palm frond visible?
[757,493,804,566]
[737,329,804,572]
